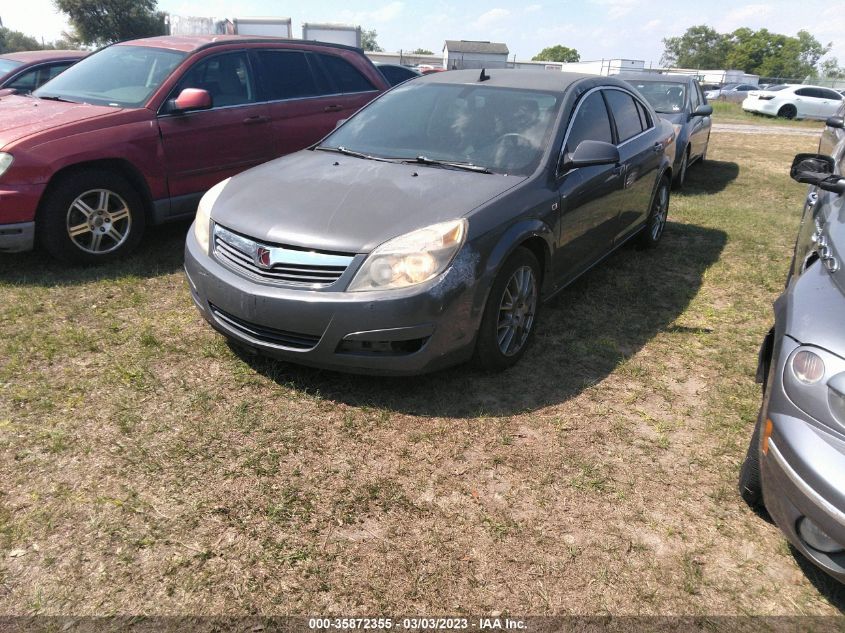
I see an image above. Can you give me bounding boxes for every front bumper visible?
[761,415,845,582]
[184,227,483,375]
[0,221,34,252]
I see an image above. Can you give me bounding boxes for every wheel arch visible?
[37,159,154,225]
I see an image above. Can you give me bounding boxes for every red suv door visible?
[157,50,273,211]
[253,49,382,156]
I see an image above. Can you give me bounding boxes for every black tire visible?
[739,409,765,508]
[474,247,541,371]
[778,104,797,120]
[39,169,146,264]
[637,176,670,249]
[673,147,689,190]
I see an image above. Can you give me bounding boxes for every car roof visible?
[0,50,87,63]
[620,73,694,84]
[415,68,628,94]
[116,34,363,54]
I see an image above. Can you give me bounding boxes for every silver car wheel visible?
[497,265,538,356]
[66,189,132,254]
[651,183,669,241]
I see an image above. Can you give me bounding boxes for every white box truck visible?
[233,17,292,37]
[302,23,362,48]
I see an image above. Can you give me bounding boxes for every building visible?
[443,40,509,70]
[166,15,233,36]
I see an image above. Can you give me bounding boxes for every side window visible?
[7,68,40,93]
[256,50,327,100]
[564,90,613,155]
[176,52,255,108]
[45,62,74,81]
[635,100,653,129]
[820,88,843,100]
[318,54,375,93]
[697,83,708,104]
[689,83,701,109]
[795,87,814,98]
[604,89,644,143]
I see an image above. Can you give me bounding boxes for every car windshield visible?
[321,82,562,176]
[33,45,185,108]
[0,58,24,75]
[630,81,687,113]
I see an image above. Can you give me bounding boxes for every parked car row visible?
[0,49,86,94]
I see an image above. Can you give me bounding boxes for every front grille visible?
[209,303,321,350]
[213,224,354,288]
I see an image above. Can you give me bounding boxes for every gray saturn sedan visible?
[184,69,675,375]
[739,147,845,582]
[624,74,712,189]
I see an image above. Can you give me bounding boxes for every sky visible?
[2,0,843,66]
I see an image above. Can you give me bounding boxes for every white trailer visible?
[233,17,292,37]
[302,23,362,48]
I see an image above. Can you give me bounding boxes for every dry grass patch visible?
[1,131,844,616]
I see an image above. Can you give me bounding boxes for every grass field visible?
[1,128,844,616]
[710,100,827,129]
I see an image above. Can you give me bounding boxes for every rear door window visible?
[255,50,329,100]
[604,89,644,143]
[317,54,375,93]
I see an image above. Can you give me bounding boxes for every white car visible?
[742,84,844,120]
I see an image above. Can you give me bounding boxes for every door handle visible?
[612,164,626,176]
[324,104,343,112]
[243,115,270,125]
[652,142,663,154]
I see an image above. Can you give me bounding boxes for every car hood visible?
[0,95,121,149]
[211,150,525,253]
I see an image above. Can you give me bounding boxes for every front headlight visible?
[347,219,467,292]
[193,178,230,254]
[0,153,13,179]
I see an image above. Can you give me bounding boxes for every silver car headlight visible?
[193,178,230,255]
[783,346,845,431]
[0,153,13,179]
[347,219,467,292]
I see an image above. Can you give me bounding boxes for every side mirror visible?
[563,140,620,170]
[334,118,347,129]
[692,104,713,117]
[169,88,212,114]
[790,153,845,195]
[826,116,844,129]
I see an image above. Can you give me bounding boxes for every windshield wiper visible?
[37,95,79,104]
[407,155,492,174]
[315,145,400,163]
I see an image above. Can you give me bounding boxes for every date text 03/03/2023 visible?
[307,618,527,630]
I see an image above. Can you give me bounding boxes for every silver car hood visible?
[211,150,524,253]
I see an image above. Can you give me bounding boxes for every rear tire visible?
[39,169,146,265]
[637,176,670,249]
[474,247,541,371]
[778,104,797,120]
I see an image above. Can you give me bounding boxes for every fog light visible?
[798,517,844,554]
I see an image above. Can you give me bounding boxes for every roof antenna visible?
[479,68,490,82]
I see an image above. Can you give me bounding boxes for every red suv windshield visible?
[34,45,185,108]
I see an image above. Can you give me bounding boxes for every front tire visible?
[474,247,541,371]
[39,170,146,264]
[637,176,670,249]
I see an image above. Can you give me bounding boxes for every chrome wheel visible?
[496,265,537,356]
[651,183,669,241]
[66,189,132,254]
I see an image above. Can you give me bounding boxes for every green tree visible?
[361,28,383,52]
[819,57,845,79]
[532,45,579,63]
[411,48,433,55]
[660,25,729,68]
[53,0,166,46]
[0,27,43,53]
[726,28,829,78]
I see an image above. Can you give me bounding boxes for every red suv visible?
[0,35,388,263]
